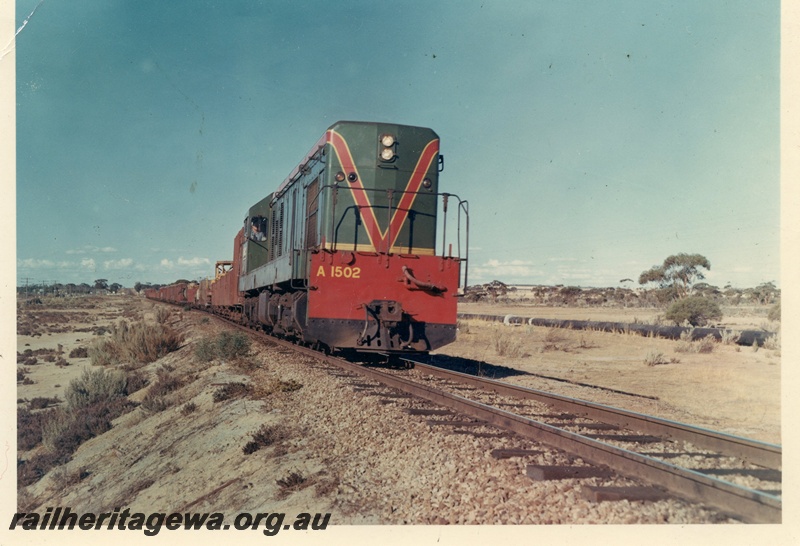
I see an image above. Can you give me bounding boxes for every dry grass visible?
[252,377,303,399]
[763,332,781,352]
[644,351,670,366]
[18,366,139,486]
[89,318,183,368]
[242,424,291,455]
[140,368,183,413]
[488,327,523,357]
[195,330,252,363]
[213,382,253,403]
[275,471,313,498]
[446,314,780,442]
[674,332,717,354]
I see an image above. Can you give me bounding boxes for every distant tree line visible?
[14,279,204,297]
[466,280,779,308]
[465,253,780,327]
[16,279,125,297]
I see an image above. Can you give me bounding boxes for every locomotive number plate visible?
[316,266,361,279]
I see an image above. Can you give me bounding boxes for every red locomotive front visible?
[237,121,469,354]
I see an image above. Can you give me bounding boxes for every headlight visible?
[380,148,395,161]
[380,134,395,147]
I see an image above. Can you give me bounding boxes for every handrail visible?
[402,265,446,293]
[316,184,470,289]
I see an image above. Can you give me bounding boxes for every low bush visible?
[42,399,130,456]
[675,331,716,354]
[194,338,217,362]
[695,335,716,354]
[644,351,670,366]
[28,397,61,410]
[140,368,183,413]
[18,408,51,451]
[491,330,524,357]
[276,471,308,493]
[540,328,573,353]
[665,296,722,327]
[195,331,251,362]
[763,332,781,351]
[243,424,290,455]
[89,319,183,367]
[213,382,252,402]
[18,451,69,488]
[69,347,88,358]
[19,367,137,485]
[125,370,149,394]
[155,307,171,324]
[64,368,128,410]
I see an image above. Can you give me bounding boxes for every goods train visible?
[146,121,469,354]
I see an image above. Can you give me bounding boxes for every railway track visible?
[183,305,782,523]
[389,356,781,523]
[271,341,779,521]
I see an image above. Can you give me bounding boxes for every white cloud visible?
[160,257,211,270]
[103,258,134,270]
[177,257,211,267]
[18,258,55,268]
[81,258,96,270]
[471,259,544,282]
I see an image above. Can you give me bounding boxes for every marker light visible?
[422,177,432,188]
[335,171,345,182]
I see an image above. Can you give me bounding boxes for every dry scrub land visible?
[15,295,780,524]
[450,309,780,444]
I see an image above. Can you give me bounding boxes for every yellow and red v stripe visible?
[326,129,439,252]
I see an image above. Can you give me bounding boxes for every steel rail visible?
[252,336,781,523]
[370,359,781,523]
[183,306,781,523]
[402,358,782,470]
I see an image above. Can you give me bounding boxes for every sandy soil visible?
[443,317,780,444]
[14,295,781,527]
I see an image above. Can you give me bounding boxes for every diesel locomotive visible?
[148,121,469,354]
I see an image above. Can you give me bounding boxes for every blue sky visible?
[12,0,780,288]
